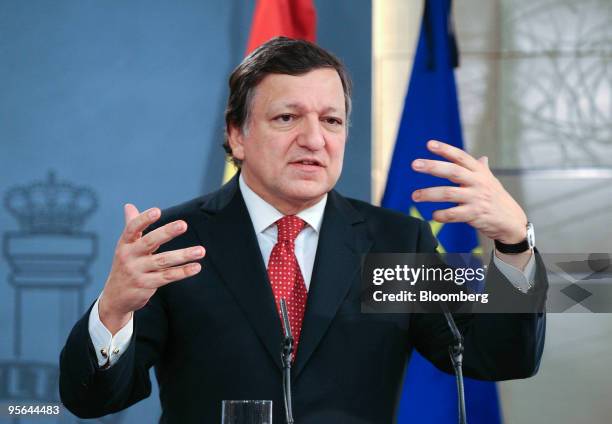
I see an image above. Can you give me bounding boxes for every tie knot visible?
[276,215,305,243]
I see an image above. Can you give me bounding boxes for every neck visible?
[256,190,323,216]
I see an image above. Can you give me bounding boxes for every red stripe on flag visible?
[246,0,316,55]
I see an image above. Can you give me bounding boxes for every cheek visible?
[243,137,269,163]
[328,139,346,169]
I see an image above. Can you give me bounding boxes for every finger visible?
[124,203,140,226]
[145,262,202,288]
[432,205,473,223]
[412,186,472,204]
[427,140,481,172]
[412,159,477,185]
[133,220,187,255]
[122,207,161,243]
[123,204,143,240]
[478,156,490,171]
[137,246,206,272]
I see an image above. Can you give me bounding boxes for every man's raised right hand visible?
[98,204,205,335]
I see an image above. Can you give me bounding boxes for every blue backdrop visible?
[0,1,371,423]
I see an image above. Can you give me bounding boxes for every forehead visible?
[252,68,345,113]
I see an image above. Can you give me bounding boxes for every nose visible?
[296,115,325,151]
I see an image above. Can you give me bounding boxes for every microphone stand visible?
[279,299,295,424]
[442,304,467,424]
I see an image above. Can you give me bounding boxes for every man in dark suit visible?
[60,37,546,423]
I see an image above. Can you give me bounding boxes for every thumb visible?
[478,156,489,168]
[124,203,140,226]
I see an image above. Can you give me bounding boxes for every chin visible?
[284,184,329,203]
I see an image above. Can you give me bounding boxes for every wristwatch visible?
[494,222,535,254]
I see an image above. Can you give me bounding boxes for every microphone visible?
[279,299,295,424]
[440,302,467,424]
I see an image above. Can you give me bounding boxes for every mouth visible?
[290,158,325,168]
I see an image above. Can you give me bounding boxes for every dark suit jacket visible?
[59,176,546,423]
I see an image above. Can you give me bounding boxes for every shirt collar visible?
[239,173,327,234]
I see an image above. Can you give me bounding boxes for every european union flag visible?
[381,0,502,422]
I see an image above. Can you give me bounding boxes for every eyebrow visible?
[272,102,344,115]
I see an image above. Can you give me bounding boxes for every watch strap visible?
[494,238,530,254]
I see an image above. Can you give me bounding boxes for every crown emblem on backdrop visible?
[5,171,97,234]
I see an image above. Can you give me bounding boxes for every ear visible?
[227,124,246,161]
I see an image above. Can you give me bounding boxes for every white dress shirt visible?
[89,174,536,367]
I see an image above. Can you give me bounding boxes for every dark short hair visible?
[223,36,352,167]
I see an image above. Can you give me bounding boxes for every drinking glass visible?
[221,400,272,424]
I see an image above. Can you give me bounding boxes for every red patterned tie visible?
[267,215,307,358]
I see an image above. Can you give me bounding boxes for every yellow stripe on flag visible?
[222,161,238,184]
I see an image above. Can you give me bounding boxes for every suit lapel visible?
[293,191,373,379]
[190,176,283,371]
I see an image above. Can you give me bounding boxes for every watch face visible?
[527,222,536,248]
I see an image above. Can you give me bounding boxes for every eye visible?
[274,114,295,123]
[323,117,343,126]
